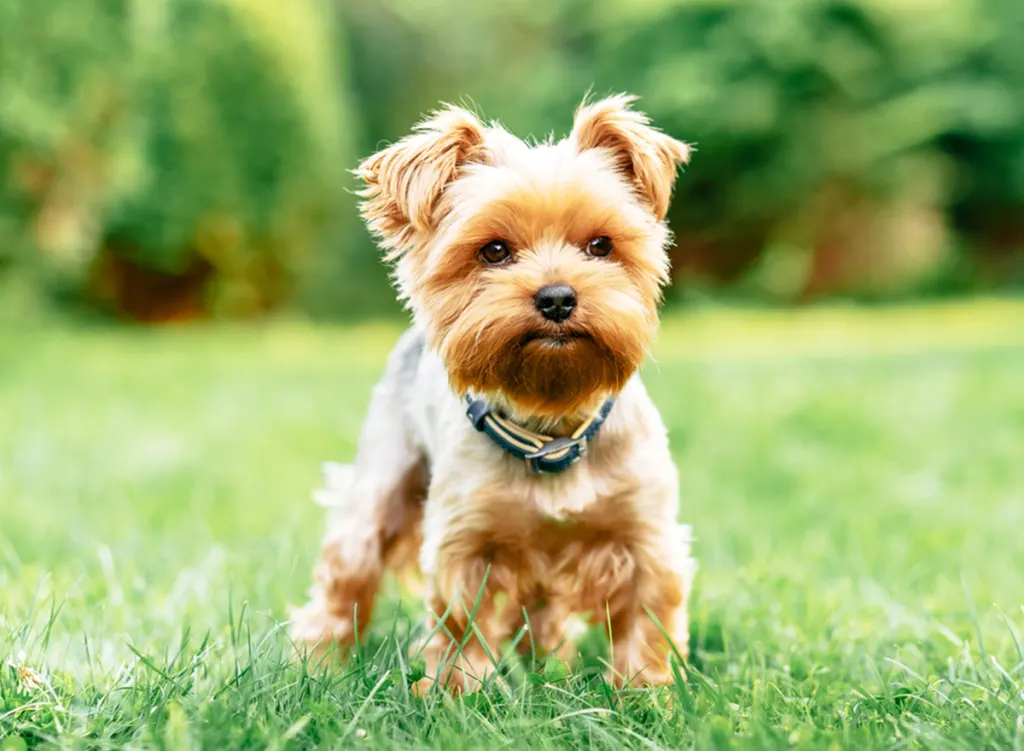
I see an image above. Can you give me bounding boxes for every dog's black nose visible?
[534,284,577,322]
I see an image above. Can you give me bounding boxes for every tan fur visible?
[292,95,695,691]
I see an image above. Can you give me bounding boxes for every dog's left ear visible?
[571,95,690,220]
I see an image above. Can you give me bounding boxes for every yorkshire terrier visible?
[291,95,696,691]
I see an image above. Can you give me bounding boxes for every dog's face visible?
[357,95,690,417]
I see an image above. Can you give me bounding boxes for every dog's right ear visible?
[356,105,487,255]
[571,94,690,221]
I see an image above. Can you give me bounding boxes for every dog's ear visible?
[356,105,487,253]
[571,95,690,220]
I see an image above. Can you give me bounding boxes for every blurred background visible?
[2,0,1023,325]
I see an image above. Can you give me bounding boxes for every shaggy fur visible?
[291,95,696,691]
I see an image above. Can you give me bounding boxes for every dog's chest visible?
[518,452,628,521]
[522,469,641,543]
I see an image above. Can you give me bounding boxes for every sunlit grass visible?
[2,300,1023,749]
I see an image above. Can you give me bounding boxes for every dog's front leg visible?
[413,503,532,694]
[606,522,695,687]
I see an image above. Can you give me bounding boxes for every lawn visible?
[2,299,1024,750]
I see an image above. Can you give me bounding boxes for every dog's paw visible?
[288,601,354,659]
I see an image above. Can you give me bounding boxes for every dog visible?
[291,94,696,692]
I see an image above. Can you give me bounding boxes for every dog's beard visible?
[501,333,631,414]
[440,298,651,418]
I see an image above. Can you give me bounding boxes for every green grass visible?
[2,299,1024,750]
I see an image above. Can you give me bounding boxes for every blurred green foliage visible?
[0,0,354,320]
[1,0,1023,320]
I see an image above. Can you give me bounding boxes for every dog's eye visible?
[478,240,512,266]
[586,236,613,258]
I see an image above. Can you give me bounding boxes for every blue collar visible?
[464,395,615,473]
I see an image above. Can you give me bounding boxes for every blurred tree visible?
[0,0,357,321]
[938,0,1024,287]
[0,0,134,314]
[586,0,1024,299]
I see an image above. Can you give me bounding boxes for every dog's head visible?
[357,95,690,417]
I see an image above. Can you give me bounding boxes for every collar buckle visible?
[524,435,583,460]
[524,435,586,473]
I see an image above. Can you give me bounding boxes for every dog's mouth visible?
[521,330,592,347]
